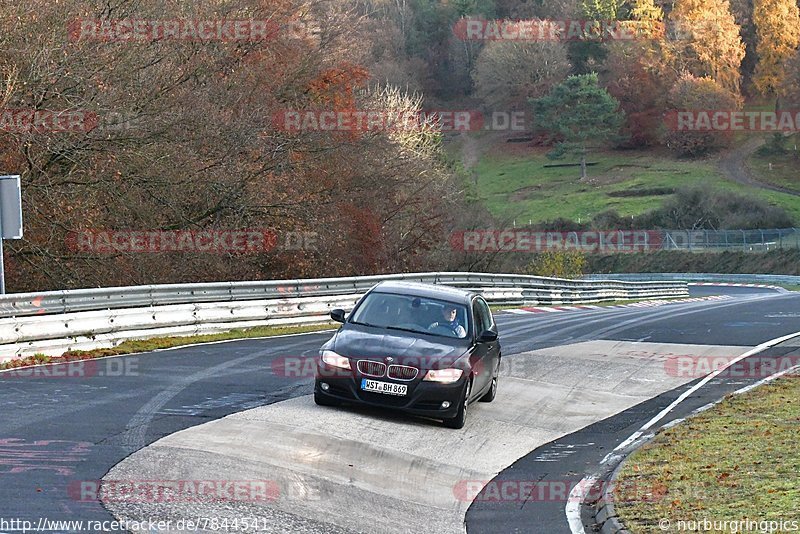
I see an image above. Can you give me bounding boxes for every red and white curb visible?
[507,295,731,315]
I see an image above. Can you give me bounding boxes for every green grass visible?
[614,376,800,532]
[0,322,335,371]
[469,146,800,224]
[747,134,800,192]
[730,100,782,144]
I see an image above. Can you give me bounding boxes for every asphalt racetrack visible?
[1,285,798,533]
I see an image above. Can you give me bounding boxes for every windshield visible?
[349,292,470,339]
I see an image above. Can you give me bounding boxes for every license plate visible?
[361,378,408,396]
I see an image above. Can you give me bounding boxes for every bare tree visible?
[472,39,571,111]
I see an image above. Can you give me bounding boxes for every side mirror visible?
[330,309,346,323]
[478,330,498,343]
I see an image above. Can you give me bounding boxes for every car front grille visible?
[387,364,419,381]
[357,360,387,378]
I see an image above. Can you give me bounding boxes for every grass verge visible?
[459,137,800,224]
[472,148,721,223]
[586,249,800,277]
[747,133,800,193]
[614,375,800,532]
[0,322,336,372]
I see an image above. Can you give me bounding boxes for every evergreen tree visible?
[532,74,624,180]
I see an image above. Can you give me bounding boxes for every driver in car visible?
[428,305,467,338]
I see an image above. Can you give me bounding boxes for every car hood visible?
[331,325,468,369]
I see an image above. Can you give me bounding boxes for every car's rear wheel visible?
[479,360,499,403]
[314,391,340,407]
[443,380,471,429]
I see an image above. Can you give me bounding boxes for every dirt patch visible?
[718,132,800,196]
[580,168,638,186]
[607,187,675,198]
[460,132,480,170]
[510,184,544,201]
[479,131,559,158]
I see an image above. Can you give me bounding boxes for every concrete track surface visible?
[104,342,749,533]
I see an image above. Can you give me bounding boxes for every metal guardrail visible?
[583,273,800,286]
[0,272,687,318]
[0,273,688,360]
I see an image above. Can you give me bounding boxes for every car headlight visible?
[423,369,463,384]
[321,350,351,370]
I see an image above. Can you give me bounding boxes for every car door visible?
[474,297,499,390]
[470,298,493,397]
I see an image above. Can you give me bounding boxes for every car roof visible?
[369,281,476,304]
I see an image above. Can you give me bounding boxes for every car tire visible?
[479,361,499,403]
[314,391,340,407]
[443,380,471,429]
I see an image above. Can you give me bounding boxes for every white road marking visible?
[566,329,800,534]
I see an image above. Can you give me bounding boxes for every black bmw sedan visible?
[314,281,501,428]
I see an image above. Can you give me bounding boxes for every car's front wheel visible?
[443,380,471,429]
[480,360,499,403]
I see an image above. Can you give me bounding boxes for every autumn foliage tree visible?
[603,44,666,147]
[0,0,466,291]
[780,51,800,106]
[752,0,800,101]
[599,0,672,147]
[523,250,587,279]
[664,74,743,156]
[667,0,746,94]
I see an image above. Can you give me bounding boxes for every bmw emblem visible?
[386,357,394,363]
